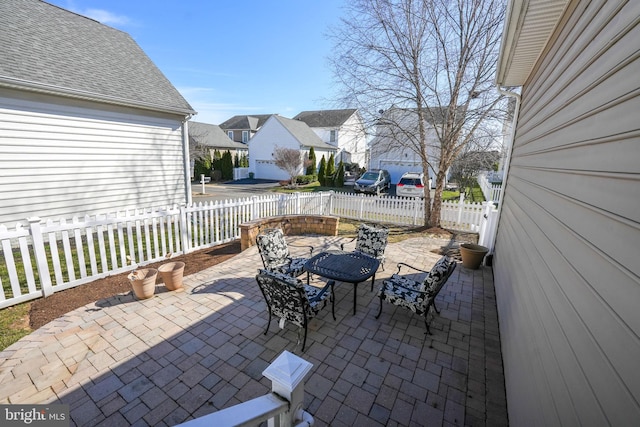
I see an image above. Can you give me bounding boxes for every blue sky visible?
[47,0,346,124]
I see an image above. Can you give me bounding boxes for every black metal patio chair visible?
[256,228,313,277]
[340,223,389,290]
[375,256,457,334]
[255,269,335,351]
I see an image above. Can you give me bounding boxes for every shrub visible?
[335,161,345,187]
[194,155,212,179]
[318,156,327,186]
[326,153,336,179]
[306,147,316,175]
[295,174,316,185]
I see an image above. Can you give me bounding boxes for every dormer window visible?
[330,130,337,142]
[242,131,249,143]
[227,131,233,139]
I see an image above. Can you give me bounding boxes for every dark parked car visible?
[354,169,391,195]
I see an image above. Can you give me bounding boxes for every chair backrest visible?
[422,256,457,297]
[255,269,308,327]
[355,224,389,258]
[256,228,291,269]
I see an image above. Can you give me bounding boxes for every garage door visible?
[378,160,423,184]
[255,160,288,181]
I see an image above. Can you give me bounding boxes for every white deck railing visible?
[0,191,497,308]
[176,350,313,427]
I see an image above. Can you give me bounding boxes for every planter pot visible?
[459,243,489,270]
[128,268,158,299]
[158,261,185,291]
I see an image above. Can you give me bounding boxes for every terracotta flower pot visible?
[128,268,158,299]
[459,243,489,270]
[158,261,185,291]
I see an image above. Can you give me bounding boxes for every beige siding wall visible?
[0,89,187,227]
[494,1,640,425]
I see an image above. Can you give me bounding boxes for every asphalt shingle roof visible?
[293,109,357,128]
[219,114,274,130]
[274,115,336,150]
[189,121,248,150]
[0,0,194,115]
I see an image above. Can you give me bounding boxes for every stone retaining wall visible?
[239,215,340,251]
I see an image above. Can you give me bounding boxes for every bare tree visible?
[273,147,308,187]
[329,0,506,226]
[188,128,211,164]
[188,128,212,179]
[449,133,501,198]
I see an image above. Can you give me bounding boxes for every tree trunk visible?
[429,169,448,227]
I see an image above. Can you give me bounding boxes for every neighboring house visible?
[293,109,367,168]
[219,114,273,143]
[0,0,195,228]
[248,115,336,180]
[368,108,445,185]
[494,0,640,425]
[188,121,248,169]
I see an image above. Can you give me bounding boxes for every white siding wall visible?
[339,114,367,167]
[310,127,336,146]
[494,1,640,425]
[248,117,298,180]
[307,115,367,168]
[0,89,188,227]
[369,130,439,184]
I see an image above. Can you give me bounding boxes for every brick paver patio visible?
[0,235,508,426]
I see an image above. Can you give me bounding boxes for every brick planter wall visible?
[239,215,340,251]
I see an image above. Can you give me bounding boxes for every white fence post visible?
[329,190,335,216]
[478,202,499,252]
[263,351,314,427]
[179,204,190,255]
[251,195,259,220]
[457,193,465,224]
[28,217,53,297]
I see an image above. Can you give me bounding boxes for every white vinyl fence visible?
[477,171,503,202]
[0,191,497,309]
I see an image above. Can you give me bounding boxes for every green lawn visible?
[0,303,31,350]
[442,183,485,202]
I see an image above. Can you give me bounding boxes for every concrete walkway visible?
[0,235,508,426]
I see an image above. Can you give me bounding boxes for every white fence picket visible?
[0,191,498,309]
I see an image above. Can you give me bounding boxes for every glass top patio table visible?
[304,250,380,315]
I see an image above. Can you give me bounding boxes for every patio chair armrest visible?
[381,278,429,299]
[340,236,357,251]
[308,280,335,303]
[395,262,429,275]
[289,243,314,257]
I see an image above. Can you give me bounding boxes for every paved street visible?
[190,179,281,203]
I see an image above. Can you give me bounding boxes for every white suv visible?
[396,172,426,198]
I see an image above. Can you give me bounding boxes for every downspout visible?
[182,118,193,206]
[490,86,521,255]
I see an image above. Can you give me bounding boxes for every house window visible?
[330,130,337,142]
[227,131,233,139]
[242,131,249,143]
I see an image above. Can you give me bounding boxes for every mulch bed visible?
[28,241,241,330]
